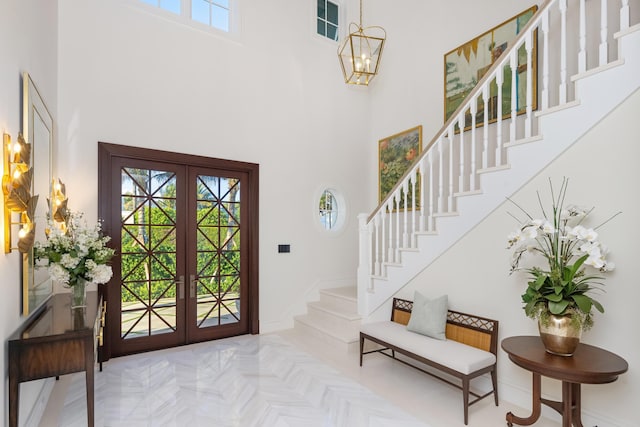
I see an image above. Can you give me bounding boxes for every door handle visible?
[176,275,185,299]
[189,275,196,298]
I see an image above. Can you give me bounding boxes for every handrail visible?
[367,0,554,223]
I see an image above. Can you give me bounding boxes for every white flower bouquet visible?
[34,211,115,287]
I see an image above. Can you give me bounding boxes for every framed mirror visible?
[22,72,54,315]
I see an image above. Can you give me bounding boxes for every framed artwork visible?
[444,6,538,128]
[378,126,422,204]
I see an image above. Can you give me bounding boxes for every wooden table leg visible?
[571,383,583,427]
[86,342,95,427]
[562,382,572,427]
[8,369,19,427]
[506,373,542,426]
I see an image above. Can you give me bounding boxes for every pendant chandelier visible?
[337,0,386,85]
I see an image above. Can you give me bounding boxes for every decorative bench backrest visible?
[391,298,499,356]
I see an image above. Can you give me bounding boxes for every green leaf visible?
[548,299,570,314]
[571,294,593,313]
[544,293,563,302]
[591,298,605,314]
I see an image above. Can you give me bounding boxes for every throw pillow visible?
[406,292,448,340]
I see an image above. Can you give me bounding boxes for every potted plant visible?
[506,178,619,355]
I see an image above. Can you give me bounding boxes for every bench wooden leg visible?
[359,334,364,366]
[491,367,499,406]
[462,377,470,425]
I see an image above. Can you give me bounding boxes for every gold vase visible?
[538,313,582,356]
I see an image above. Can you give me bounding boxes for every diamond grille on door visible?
[120,168,178,338]
[195,175,241,328]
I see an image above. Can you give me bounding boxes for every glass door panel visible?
[189,172,246,340]
[113,162,186,355]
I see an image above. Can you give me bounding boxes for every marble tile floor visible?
[41,330,561,427]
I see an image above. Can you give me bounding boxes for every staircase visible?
[293,287,361,352]
[357,0,640,316]
[295,0,640,339]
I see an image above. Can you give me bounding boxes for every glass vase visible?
[70,278,88,309]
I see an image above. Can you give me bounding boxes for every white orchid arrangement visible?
[34,211,115,287]
[506,178,619,330]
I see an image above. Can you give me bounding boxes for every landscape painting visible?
[378,126,422,206]
[444,6,538,128]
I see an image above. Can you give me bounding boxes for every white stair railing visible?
[358,0,637,315]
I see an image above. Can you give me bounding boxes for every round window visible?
[316,187,347,233]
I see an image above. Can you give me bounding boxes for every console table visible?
[8,291,104,427]
[502,335,628,427]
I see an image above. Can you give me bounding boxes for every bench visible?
[359,297,499,425]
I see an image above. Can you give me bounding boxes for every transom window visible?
[192,0,230,31]
[317,0,339,41]
[140,0,231,32]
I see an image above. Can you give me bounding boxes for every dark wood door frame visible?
[98,142,259,362]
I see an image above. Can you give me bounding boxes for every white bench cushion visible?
[360,321,496,375]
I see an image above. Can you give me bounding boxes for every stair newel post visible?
[470,100,478,191]
[495,67,504,167]
[437,137,445,213]
[482,85,489,170]
[579,0,587,73]
[457,113,465,194]
[559,0,568,105]
[525,30,534,139]
[509,53,517,142]
[542,9,550,110]
[427,152,435,232]
[447,126,455,212]
[357,213,373,314]
[599,0,609,66]
[621,0,630,30]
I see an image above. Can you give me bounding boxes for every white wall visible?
[0,1,58,425]
[56,0,373,332]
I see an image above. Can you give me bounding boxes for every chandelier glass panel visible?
[337,0,386,85]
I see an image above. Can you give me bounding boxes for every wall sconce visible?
[48,178,69,234]
[3,133,38,253]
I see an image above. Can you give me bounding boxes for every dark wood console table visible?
[8,291,104,427]
[502,336,628,427]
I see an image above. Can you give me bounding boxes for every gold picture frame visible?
[378,126,422,205]
[444,6,538,128]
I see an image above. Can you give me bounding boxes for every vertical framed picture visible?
[444,6,538,128]
[378,126,422,204]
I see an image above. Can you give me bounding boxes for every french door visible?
[98,143,259,359]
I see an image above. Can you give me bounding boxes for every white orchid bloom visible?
[578,241,601,257]
[584,254,605,269]
[601,261,615,272]
[522,226,538,240]
[507,230,522,248]
[567,225,598,241]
